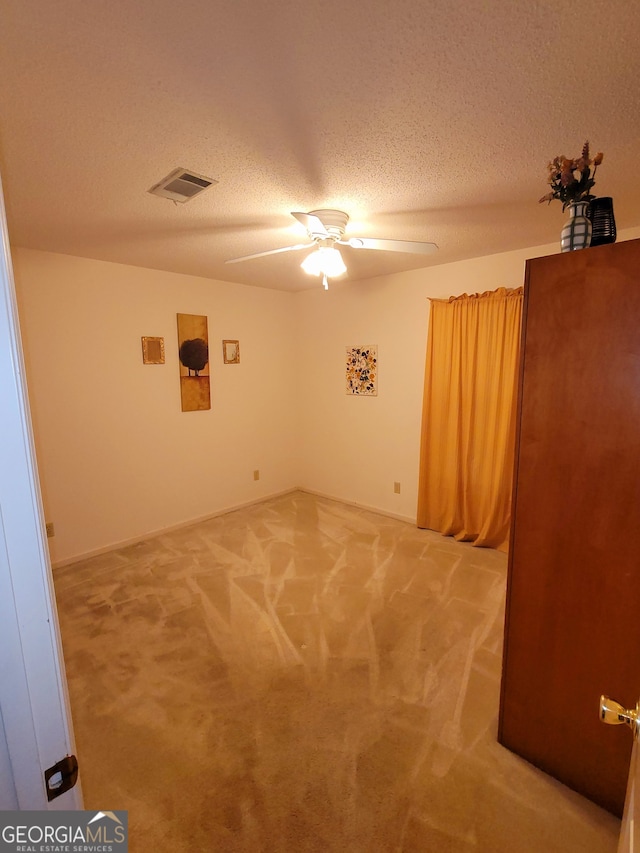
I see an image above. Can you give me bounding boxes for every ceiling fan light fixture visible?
[300,246,347,278]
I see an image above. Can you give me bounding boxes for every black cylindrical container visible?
[587,197,617,246]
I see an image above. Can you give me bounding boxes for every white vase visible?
[560,200,592,252]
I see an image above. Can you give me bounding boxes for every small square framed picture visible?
[141,336,165,364]
[222,340,240,364]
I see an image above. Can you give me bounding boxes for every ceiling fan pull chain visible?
[322,274,329,290]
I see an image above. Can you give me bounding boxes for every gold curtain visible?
[417,287,523,551]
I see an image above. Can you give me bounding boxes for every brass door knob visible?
[600,695,639,739]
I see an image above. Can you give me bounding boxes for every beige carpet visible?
[53,491,620,852]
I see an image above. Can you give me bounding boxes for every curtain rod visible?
[428,286,524,304]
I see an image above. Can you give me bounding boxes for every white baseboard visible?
[296,487,416,526]
[52,487,418,569]
[51,488,298,569]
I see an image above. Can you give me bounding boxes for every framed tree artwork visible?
[177,313,210,411]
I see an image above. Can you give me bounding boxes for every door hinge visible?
[44,754,79,801]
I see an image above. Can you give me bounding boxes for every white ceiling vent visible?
[148,168,217,203]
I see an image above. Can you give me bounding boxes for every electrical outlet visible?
[393,482,401,495]
[253,470,260,481]
[45,522,55,538]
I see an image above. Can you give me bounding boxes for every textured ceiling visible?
[0,0,639,292]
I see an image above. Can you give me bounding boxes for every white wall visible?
[14,229,640,565]
[294,228,640,521]
[13,249,298,565]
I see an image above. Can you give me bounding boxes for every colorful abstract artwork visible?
[177,313,210,412]
[346,345,378,396]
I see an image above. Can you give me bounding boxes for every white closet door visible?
[0,170,82,810]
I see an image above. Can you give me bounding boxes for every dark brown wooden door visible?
[499,238,640,817]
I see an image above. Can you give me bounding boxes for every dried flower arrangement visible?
[539,141,604,210]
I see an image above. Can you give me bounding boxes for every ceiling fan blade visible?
[346,237,438,254]
[291,211,329,238]
[225,243,311,264]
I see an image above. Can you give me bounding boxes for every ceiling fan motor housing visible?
[308,209,349,241]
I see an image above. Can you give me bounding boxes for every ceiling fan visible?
[225,209,438,289]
